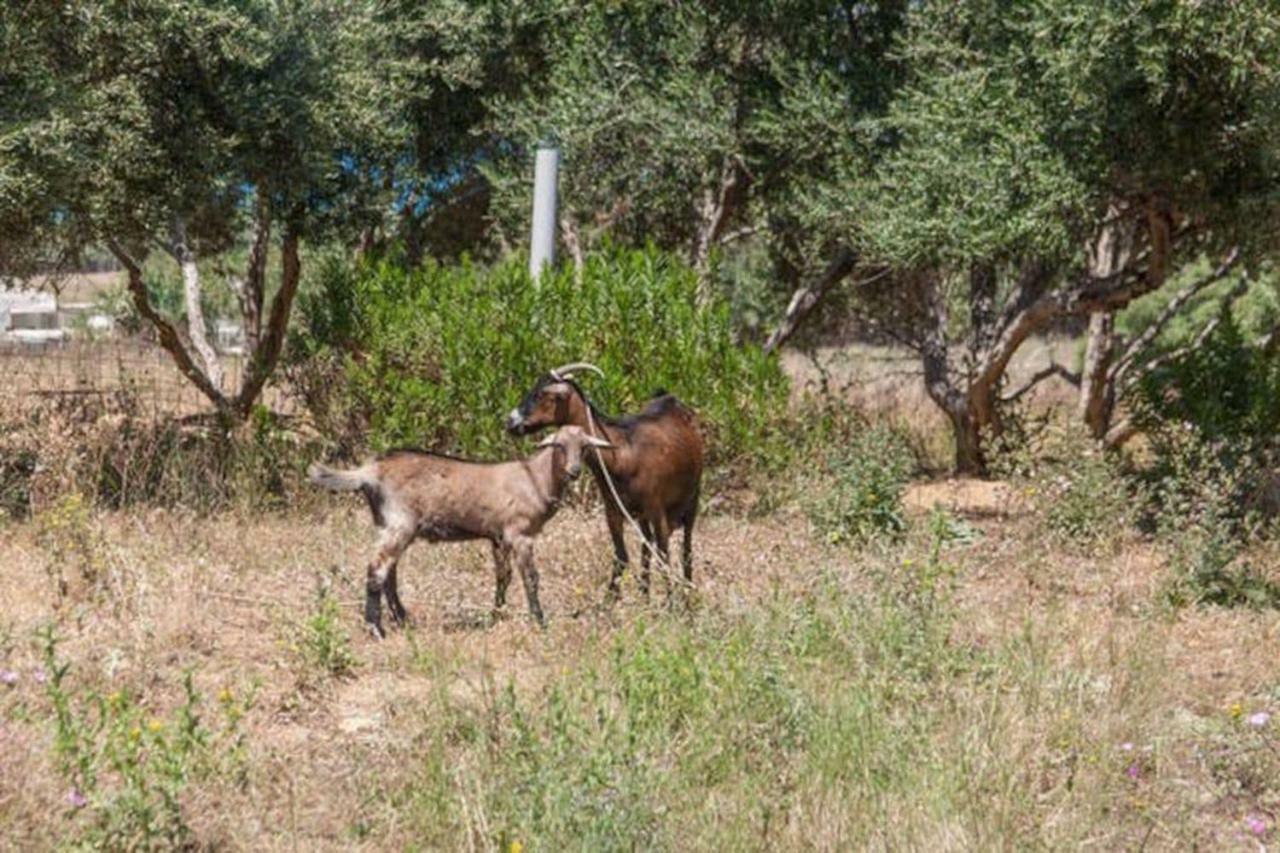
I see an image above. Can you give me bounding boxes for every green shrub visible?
[287,247,789,469]
[290,583,358,682]
[806,420,916,544]
[1127,315,1280,607]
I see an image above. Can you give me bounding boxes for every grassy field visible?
[2,481,1278,850]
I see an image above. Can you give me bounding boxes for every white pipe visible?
[529,145,560,280]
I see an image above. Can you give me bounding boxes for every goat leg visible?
[681,499,698,585]
[385,560,409,627]
[364,574,386,639]
[649,514,672,606]
[491,540,513,620]
[604,502,630,603]
[510,537,545,627]
[365,528,412,639]
[637,520,653,600]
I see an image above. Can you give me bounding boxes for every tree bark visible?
[762,248,858,353]
[917,274,987,474]
[243,197,270,355]
[560,214,585,284]
[169,218,224,393]
[106,239,232,418]
[1079,311,1116,439]
[692,156,749,307]
[233,222,301,418]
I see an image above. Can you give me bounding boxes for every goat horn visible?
[549,361,605,380]
[586,435,615,449]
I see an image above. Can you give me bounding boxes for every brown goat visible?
[309,425,612,635]
[505,364,704,599]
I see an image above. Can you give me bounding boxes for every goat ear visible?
[536,435,560,448]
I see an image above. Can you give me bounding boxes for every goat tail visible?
[308,462,372,492]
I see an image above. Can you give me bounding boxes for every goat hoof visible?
[366,622,386,640]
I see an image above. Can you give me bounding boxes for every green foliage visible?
[0,0,398,266]
[483,0,905,280]
[1023,431,1136,549]
[290,583,358,682]
[1162,521,1280,611]
[1131,314,1280,607]
[288,248,789,466]
[805,421,915,545]
[39,627,247,851]
[865,0,1280,269]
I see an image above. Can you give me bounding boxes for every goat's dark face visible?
[506,375,577,436]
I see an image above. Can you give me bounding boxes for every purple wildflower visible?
[1245,814,1267,837]
[31,667,47,685]
[0,669,17,686]
[66,789,87,809]
[1120,742,1134,752]
[1125,764,1140,780]
[1247,711,1271,728]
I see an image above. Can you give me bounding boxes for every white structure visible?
[214,319,245,355]
[529,145,560,279]
[0,289,64,344]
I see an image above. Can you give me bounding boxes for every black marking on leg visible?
[365,580,385,638]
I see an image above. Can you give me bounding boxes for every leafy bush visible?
[287,248,789,469]
[289,583,358,683]
[1130,315,1280,607]
[806,420,916,544]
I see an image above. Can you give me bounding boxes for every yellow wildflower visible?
[147,719,164,734]
[1230,702,1244,720]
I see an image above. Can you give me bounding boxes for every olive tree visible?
[848,0,1280,472]
[0,0,401,423]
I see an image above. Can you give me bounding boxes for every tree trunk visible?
[560,214,585,284]
[692,157,748,307]
[170,219,225,392]
[919,273,989,475]
[107,239,233,419]
[1079,311,1116,439]
[233,223,302,419]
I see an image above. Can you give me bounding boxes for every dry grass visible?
[0,341,298,419]
[2,483,1278,850]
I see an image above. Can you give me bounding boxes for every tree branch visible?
[1121,270,1250,391]
[233,220,301,417]
[1109,247,1240,389]
[762,247,860,353]
[1001,362,1081,404]
[168,217,225,392]
[106,239,230,414]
